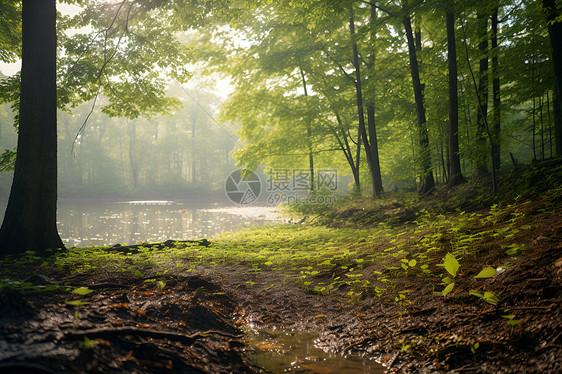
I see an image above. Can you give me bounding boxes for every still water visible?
[248,329,385,374]
[54,199,285,247]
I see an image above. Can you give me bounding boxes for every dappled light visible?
[1,0,562,373]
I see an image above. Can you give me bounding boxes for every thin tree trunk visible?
[540,95,545,160]
[491,6,501,169]
[554,86,562,155]
[127,122,139,188]
[0,0,64,254]
[446,9,465,185]
[403,13,435,194]
[349,5,382,198]
[543,0,562,156]
[547,90,553,157]
[475,10,489,174]
[191,111,197,184]
[300,68,315,191]
[364,4,384,196]
[355,125,362,193]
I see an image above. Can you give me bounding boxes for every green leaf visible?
[474,267,497,278]
[408,259,417,267]
[444,253,459,277]
[66,300,89,306]
[483,291,499,305]
[72,287,93,296]
[469,290,484,299]
[134,270,142,278]
[442,282,455,296]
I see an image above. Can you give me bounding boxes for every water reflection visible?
[56,200,284,247]
[248,329,385,373]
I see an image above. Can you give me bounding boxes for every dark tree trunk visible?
[366,105,383,196]
[554,87,562,155]
[349,6,382,198]
[365,4,384,196]
[491,6,501,169]
[0,0,64,254]
[543,0,562,155]
[403,14,435,194]
[300,68,315,191]
[446,10,465,186]
[355,123,362,193]
[475,10,489,174]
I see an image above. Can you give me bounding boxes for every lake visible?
[0,197,286,248]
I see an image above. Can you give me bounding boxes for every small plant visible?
[80,337,99,350]
[469,290,499,305]
[437,253,459,297]
[471,342,480,355]
[66,287,93,329]
[501,312,521,333]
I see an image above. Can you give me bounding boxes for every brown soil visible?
[1,169,561,373]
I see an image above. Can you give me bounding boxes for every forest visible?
[0,0,561,373]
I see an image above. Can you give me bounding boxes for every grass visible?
[2,179,551,310]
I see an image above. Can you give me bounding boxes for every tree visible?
[0,0,64,254]
[402,6,435,194]
[446,7,465,185]
[542,0,562,155]
[349,4,383,197]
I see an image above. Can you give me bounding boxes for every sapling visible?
[66,287,93,329]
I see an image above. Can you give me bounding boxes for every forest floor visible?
[0,162,561,373]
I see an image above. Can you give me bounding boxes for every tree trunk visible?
[475,10,489,174]
[365,4,384,196]
[446,9,465,186]
[191,111,197,184]
[300,68,315,191]
[0,0,64,254]
[349,6,382,198]
[403,14,435,194]
[552,86,562,156]
[491,6,501,169]
[543,0,562,155]
[366,105,383,196]
[127,122,139,188]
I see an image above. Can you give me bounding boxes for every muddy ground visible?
[1,212,560,374]
[1,169,562,373]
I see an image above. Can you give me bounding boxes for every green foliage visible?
[443,253,460,277]
[474,266,497,278]
[0,148,16,172]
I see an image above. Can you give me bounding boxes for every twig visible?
[387,351,400,369]
[68,327,243,346]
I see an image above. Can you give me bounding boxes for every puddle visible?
[247,329,385,373]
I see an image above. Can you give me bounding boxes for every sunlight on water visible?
[55,200,285,247]
[247,329,385,373]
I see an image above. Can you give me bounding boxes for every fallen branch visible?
[68,327,243,346]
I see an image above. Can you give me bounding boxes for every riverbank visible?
[1,163,561,373]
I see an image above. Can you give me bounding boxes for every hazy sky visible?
[0,3,83,76]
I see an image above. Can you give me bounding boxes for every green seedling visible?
[437,253,459,296]
[80,336,99,350]
[469,290,499,305]
[66,287,93,329]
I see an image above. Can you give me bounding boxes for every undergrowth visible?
[3,179,558,311]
